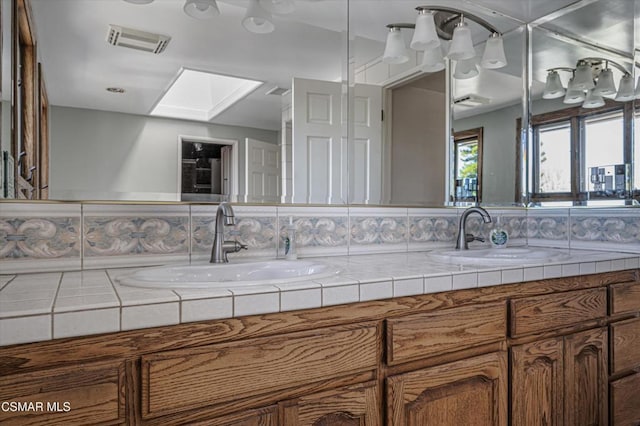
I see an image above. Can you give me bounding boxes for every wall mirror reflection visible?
[528,0,638,205]
[0,0,638,207]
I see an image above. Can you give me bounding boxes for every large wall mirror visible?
[0,0,638,207]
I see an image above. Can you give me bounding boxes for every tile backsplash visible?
[1,202,639,274]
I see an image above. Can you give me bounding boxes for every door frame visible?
[177,135,239,202]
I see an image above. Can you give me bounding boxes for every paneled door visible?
[244,138,280,203]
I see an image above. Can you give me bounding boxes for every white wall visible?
[49,106,277,201]
[454,103,522,204]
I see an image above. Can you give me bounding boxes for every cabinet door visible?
[280,381,380,426]
[512,337,564,426]
[386,352,507,426]
[564,327,608,426]
[190,406,278,426]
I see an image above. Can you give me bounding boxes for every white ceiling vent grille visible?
[107,25,170,54]
[453,94,491,107]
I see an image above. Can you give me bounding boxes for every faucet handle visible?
[465,233,485,244]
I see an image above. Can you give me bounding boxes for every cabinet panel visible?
[510,288,606,337]
[281,381,380,426]
[609,281,640,315]
[610,372,640,426]
[140,323,378,419]
[0,360,126,426]
[511,337,564,426]
[386,351,507,426]
[563,327,608,426]
[189,406,278,426]
[386,301,505,365]
[610,317,640,375]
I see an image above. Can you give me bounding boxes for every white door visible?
[292,77,345,204]
[220,145,232,196]
[351,84,383,204]
[245,138,281,203]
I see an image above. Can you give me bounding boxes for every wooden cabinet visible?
[511,327,608,426]
[0,360,127,425]
[281,381,380,426]
[386,352,507,426]
[0,269,638,425]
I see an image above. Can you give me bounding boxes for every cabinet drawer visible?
[386,301,506,365]
[140,323,379,419]
[611,373,640,426]
[611,317,640,375]
[0,360,126,426]
[509,287,606,337]
[610,281,640,315]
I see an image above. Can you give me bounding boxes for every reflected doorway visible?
[179,137,237,202]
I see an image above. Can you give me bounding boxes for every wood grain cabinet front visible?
[140,323,379,420]
[511,327,608,426]
[610,317,640,375]
[386,351,508,426]
[280,381,380,426]
[609,281,640,316]
[0,359,127,426]
[611,372,640,426]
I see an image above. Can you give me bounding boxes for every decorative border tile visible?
[348,207,408,254]
[276,206,348,257]
[191,205,277,261]
[0,203,81,273]
[83,204,190,268]
[408,208,458,251]
[569,208,640,253]
[525,208,570,248]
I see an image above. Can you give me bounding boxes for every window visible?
[530,102,633,202]
[452,127,483,203]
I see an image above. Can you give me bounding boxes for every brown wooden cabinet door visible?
[512,337,564,426]
[280,381,380,426]
[564,327,608,426]
[386,352,507,426]
[189,406,278,426]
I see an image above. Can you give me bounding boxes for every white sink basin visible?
[117,260,340,289]
[427,247,570,266]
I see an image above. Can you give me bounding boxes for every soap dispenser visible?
[284,217,297,260]
[489,216,509,248]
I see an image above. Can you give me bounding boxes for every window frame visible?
[452,127,483,203]
[529,100,634,203]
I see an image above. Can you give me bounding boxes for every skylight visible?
[150,68,263,122]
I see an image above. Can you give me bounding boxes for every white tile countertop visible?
[1,248,639,347]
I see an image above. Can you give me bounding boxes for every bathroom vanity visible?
[0,252,639,425]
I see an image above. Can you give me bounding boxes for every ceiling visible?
[19,0,638,130]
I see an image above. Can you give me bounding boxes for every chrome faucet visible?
[456,206,492,250]
[210,202,247,263]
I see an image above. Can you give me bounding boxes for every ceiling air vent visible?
[265,86,289,96]
[453,94,491,107]
[107,25,170,54]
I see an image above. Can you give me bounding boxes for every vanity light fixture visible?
[183,0,219,20]
[243,0,275,33]
[123,0,154,4]
[382,6,507,79]
[259,0,295,15]
[543,58,634,108]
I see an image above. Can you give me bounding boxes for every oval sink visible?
[427,247,570,266]
[116,260,340,289]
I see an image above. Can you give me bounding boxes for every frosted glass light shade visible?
[582,89,605,108]
[480,34,507,69]
[184,0,219,19]
[453,58,478,79]
[573,63,595,90]
[542,71,565,99]
[447,22,475,61]
[615,74,635,101]
[593,68,616,96]
[410,10,440,50]
[124,0,154,4]
[243,0,275,33]
[563,78,585,104]
[383,28,409,64]
[420,45,445,72]
[259,0,295,14]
